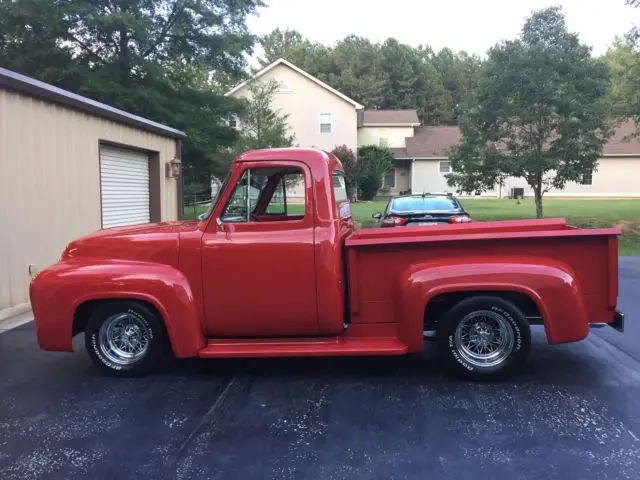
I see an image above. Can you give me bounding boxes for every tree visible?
[329,36,386,108]
[432,48,482,123]
[379,38,453,124]
[0,0,264,183]
[601,31,640,136]
[331,145,358,199]
[227,78,295,163]
[446,7,612,218]
[258,28,308,66]
[356,145,395,201]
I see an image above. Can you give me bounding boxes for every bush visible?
[356,145,395,201]
[331,145,357,200]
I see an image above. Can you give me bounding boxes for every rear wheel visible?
[85,301,169,377]
[436,296,531,381]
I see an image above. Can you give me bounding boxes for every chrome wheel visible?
[454,310,514,368]
[98,313,151,366]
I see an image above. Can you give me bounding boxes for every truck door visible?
[201,162,318,337]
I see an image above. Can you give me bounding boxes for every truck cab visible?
[29,148,624,381]
[195,148,353,338]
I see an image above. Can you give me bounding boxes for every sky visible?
[246,0,640,64]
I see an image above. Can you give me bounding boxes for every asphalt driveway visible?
[1,258,640,480]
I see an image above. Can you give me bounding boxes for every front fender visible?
[396,256,587,352]
[29,259,206,358]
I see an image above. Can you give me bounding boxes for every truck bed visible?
[345,218,620,341]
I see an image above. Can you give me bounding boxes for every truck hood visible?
[61,221,200,266]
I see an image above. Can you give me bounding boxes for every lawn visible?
[184,199,640,255]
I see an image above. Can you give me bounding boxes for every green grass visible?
[185,198,640,255]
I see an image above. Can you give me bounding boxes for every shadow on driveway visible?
[2,324,640,480]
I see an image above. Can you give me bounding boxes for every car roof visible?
[390,193,458,200]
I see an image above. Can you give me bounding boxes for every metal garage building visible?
[0,67,186,317]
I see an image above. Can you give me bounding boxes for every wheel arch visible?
[395,257,588,351]
[30,260,206,357]
[423,289,544,331]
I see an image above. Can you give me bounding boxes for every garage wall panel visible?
[0,89,178,310]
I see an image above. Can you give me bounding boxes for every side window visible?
[221,167,306,222]
[222,171,249,222]
[265,171,306,217]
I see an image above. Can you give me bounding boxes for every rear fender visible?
[395,256,587,352]
[29,259,205,357]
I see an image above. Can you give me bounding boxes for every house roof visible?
[603,119,640,155]
[362,109,420,126]
[0,67,186,139]
[389,147,409,158]
[405,126,462,158]
[397,120,640,159]
[225,58,364,109]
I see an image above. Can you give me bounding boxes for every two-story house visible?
[226,58,363,154]
[227,58,640,199]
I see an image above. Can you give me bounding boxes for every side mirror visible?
[372,212,382,220]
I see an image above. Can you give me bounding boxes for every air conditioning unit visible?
[510,187,524,199]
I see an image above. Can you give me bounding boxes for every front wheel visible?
[85,301,170,377]
[437,296,531,381]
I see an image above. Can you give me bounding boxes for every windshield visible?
[390,196,461,213]
[198,172,231,221]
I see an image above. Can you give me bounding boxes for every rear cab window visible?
[332,170,352,222]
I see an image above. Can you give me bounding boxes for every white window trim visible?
[320,113,332,133]
[439,161,452,173]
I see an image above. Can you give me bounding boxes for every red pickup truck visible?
[29,148,625,381]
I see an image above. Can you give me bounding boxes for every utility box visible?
[510,187,525,199]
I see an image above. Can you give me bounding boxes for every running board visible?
[198,336,408,358]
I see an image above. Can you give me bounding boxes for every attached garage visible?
[0,67,186,317]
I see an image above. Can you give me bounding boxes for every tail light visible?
[381,216,408,227]
[449,215,472,224]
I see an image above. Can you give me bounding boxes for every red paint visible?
[381,216,408,227]
[449,214,472,223]
[29,148,622,363]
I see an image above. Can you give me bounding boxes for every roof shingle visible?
[405,126,462,157]
[398,120,640,159]
[362,109,420,125]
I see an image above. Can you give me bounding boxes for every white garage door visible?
[100,145,150,228]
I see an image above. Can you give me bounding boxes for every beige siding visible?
[0,89,178,310]
[231,64,358,153]
[411,157,640,198]
[357,126,414,149]
[411,159,456,194]
[501,157,640,197]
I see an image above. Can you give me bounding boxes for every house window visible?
[439,161,452,173]
[580,169,593,185]
[228,118,237,128]
[320,113,332,133]
[379,137,389,147]
[277,80,291,93]
[384,169,396,189]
